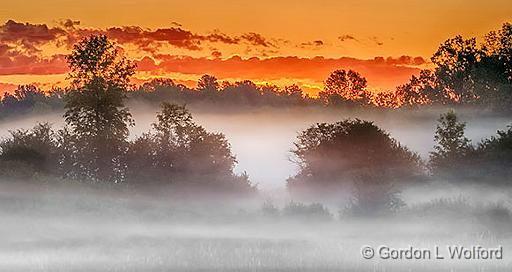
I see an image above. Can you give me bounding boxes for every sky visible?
[0,0,511,95]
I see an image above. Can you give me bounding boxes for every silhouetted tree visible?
[64,35,136,182]
[319,70,370,107]
[372,91,400,108]
[0,85,57,118]
[126,103,255,194]
[482,23,512,80]
[429,110,472,178]
[395,23,512,110]
[473,125,512,183]
[288,119,423,200]
[0,123,59,178]
[431,36,481,103]
[197,74,219,94]
[395,70,448,106]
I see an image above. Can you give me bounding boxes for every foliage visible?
[0,85,64,119]
[288,119,424,202]
[63,35,135,182]
[318,69,370,107]
[126,102,255,194]
[429,110,473,178]
[130,77,313,108]
[472,125,512,183]
[0,123,59,178]
[395,23,512,110]
[197,74,220,93]
[67,35,135,88]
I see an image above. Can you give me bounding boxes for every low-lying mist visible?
[1,105,511,189]
[1,105,512,271]
[126,104,511,189]
[0,178,511,271]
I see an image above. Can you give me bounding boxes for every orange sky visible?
[0,0,511,95]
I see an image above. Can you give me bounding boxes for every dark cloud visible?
[240,32,274,47]
[59,19,81,29]
[370,36,384,46]
[299,40,324,49]
[338,34,358,42]
[0,20,66,53]
[0,20,276,54]
[98,26,272,52]
[0,47,67,75]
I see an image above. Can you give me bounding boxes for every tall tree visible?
[431,36,481,104]
[64,35,136,182]
[429,110,472,177]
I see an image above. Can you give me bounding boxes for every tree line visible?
[0,35,511,207]
[0,35,254,196]
[1,23,511,119]
[287,110,512,214]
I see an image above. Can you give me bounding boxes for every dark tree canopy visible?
[473,125,512,183]
[396,23,512,110]
[67,35,136,88]
[319,70,370,106]
[0,123,58,177]
[126,103,255,194]
[288,119,423,197]
[197,74,220,93]
[429,110,472,177]
[63,35,136,182]
[395,70,448,107]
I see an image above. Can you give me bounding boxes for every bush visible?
[343,173,406,217]
[0,123,59,177]
[282,201,332,221]
[288,119,424,198]
[125,103,256,195]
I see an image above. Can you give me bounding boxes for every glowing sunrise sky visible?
[0,0,511,95]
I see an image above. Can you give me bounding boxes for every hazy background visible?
[1,106,511,189]
[1,107,512,271]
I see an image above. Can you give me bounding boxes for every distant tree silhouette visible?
[126,103,255,194]
[395,70,448,106]
[197,74,220,94]
[372,91,400,108]
[141,78,176,92]
[319,70,370,107]
[282,84,303,98]
[63,35,136,182]
[0,85,63,119]
[221,80,263,105]
[288,119,423,200]
[395,22,512,110]
[431,36,481,103]
[429,110,473,178]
